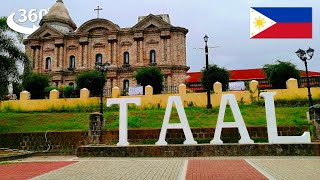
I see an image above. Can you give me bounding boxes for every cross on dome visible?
[94,6,103,18]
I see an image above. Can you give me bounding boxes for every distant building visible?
[24,0,189,91]
[186,68,320,91]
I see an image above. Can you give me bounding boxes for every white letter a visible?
[155,96,197,145]
[211,94,254,144]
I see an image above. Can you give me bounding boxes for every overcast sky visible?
[2,0,320,72]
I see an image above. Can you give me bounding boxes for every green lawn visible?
[0,105,310,133]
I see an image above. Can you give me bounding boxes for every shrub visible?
[12,82,23,99]
[201,64,230,91]
[263,60,300,89]
[75,70,105,97]
[135,67,164,94]
[61,85,74,98]
[23,73,50,99]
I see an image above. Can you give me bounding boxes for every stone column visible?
[113,78,118,88]
[135,40,139,64]
[79,44,83,67]
[59,45,64,69]
[108,41,113,64]
[85,43,89,68]
[113,41,118,66]
[31,48,35,69]
[39,44,44,72]
[167,38,170,63]
[53,46,58,71]
[161,38,165,63]
[140,40,144,65]
[63,44,67,69]
[167,75,172,85]
[57,46,60,68]
[35,47,40,71]
[89,113,104,144]
[107,79,112,89]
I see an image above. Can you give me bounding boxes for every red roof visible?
[229,69,265,81]
[300,70,320,77]
[186,68,320,83]
[186,72,202,83]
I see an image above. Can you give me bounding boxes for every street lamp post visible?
[204,35,212,109]
[95,62,110,114]
[295,47,315,107]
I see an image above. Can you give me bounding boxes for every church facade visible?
[24,0,189,91]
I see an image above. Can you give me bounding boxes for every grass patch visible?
[0,162,15,165]
[0,105,311,133]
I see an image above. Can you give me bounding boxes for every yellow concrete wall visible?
[1,79,320,111]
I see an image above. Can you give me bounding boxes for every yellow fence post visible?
[249,80,259,102]
[49,89,59,100]
[20,91,30,101]
[112,87,120,98]
[214,82,222,93]
[80,88,90,99]
[286,78,298,90]
[145,85,153,97]
[179,84,186,96]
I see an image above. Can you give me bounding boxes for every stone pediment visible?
[27,24,65,39]
[132,14,172,29]
[77,18,120,34]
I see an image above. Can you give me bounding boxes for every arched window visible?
[96,54,103,64]
[150,50,156,64]
[123,52,129,65]
[69,56,75,68]
[45,57,51,70]
[123,80,129,91]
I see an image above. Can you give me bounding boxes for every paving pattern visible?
[0,156,319,179]
[33,160,183,180]
[0,161,76,180]
[247,159,320,180]
[186,160,268,180]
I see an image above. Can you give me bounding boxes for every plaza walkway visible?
[0,156,320,180]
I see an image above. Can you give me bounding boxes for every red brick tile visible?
[0,161,77,180]
[186,160,267,180]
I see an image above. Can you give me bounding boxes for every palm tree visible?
[0,16,29,100]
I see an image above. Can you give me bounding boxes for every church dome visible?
[40,0,77,33]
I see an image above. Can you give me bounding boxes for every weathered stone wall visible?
[0,132,90,154]
[78,143,320,157]
[0,126,309,155]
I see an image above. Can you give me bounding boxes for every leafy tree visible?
[201,64,230,91]
[263,60,300,89]
[75,70,105,97]
[0,16,29,100]
[23,73,50,99]
[135,67,164,94]
[12,81,23,99]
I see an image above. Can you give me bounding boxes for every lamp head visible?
[204,35,209,43]
[306,47,314,59]
[95,62,102,71]
[296,49,306,61]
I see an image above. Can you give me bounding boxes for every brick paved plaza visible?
[1,156,320,180]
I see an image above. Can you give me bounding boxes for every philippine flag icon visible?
[250,7,312,39]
